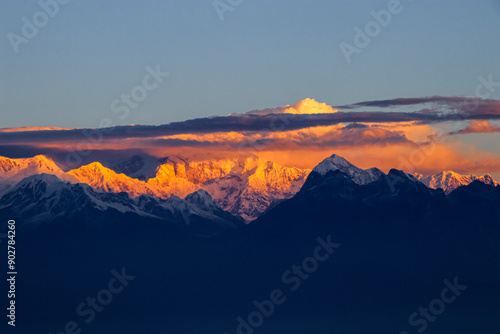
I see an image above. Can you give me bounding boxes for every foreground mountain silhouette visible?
[3,152,500,333]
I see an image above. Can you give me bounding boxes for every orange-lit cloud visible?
[245,98,338,115]
[152,123,412,150]
[0,126,76,133]
[449,120,500,135]
[282,98,338,114]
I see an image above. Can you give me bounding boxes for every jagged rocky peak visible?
[311,154,384,185]
[185,189,220,211]
[17,173,65,187]
[7,173,68,201]
[313,154,352,175]
[413,170,500,194]
[0,156,19,174]
[0,155,76,183]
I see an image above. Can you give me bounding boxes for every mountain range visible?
[1,153,499,224]
[1,154,310,221]
[0,173,242,235]
[413,170,499,194]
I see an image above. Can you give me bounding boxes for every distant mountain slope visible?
[0,155,310,221]
[101,155,311,220]
[0,174,242,234]
[67,162,156,198]
[78,155,310,221]
[200,157,310,221]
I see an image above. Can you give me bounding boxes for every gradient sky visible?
[1,0,500,128]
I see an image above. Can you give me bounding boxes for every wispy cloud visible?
[2,97,500,178]
[1,97,500,145]
[337,96,488,109]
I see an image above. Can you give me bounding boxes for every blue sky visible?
[1,0,500,128]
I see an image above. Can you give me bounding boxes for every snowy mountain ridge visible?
[1,154,499,221]
[0,173,242,233]
[0,155,310,221]
[413,170,500,194]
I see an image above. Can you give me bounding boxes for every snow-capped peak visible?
[0,153,309,221]
[68,162,154,198]
[312,154,384,185]
[413,170,499,194]
[313,154,354,175]
[0,173,242,233]
[3,173,70,206]
[0,155,77,184]
[16,173,66,191]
